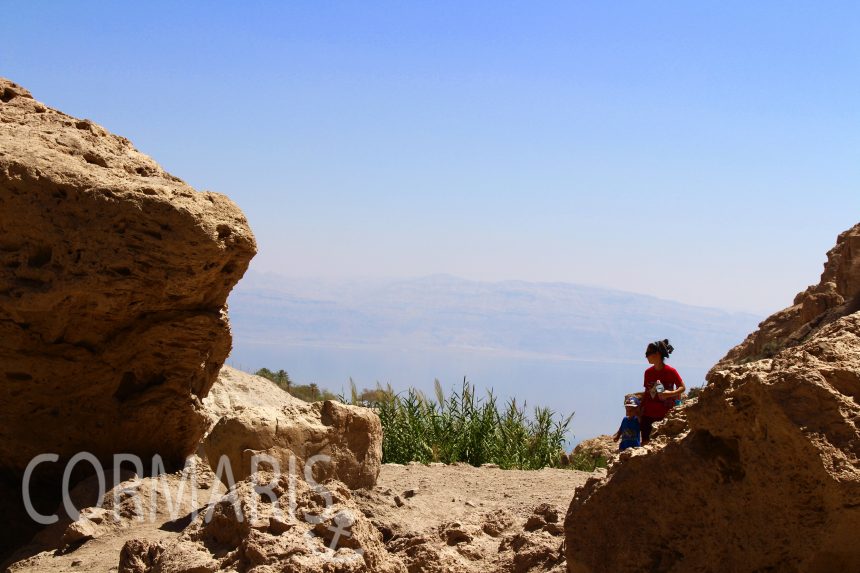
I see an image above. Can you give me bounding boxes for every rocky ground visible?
[4,462,595,572]
[356,463,594,572]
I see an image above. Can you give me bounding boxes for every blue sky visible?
[2,1,858,313]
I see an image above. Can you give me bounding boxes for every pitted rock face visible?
[564,221,860,573]
[0,77,256,478]
[202,367,383,490]
[119,472,406,573]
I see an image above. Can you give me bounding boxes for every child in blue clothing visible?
[613,396,641,451]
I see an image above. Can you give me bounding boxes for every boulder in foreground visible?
[0,77,255,554]
[0,78,255,473]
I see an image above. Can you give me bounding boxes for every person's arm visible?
[659,372,686,400]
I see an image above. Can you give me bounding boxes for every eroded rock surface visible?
[570,435,615,462]
[203,367,383,490]
[564,223,860,573]
[0,78,255,554]
[718,222,860,365]
[119,472,405,573]
[4,452,591,572]
[5,455,221,571]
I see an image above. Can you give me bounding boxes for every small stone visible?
[268,516,292,535]
[482,509,515,537]
[464,501,476,508]
[441,522,473,545]
[524,515,546,531]
[457,544,485,560]
[394,495,404,507]
[403,488,419,498]
[61,518,98,546]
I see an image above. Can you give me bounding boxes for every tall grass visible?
[364,377,573,470]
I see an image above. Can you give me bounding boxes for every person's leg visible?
[640,416,656,444]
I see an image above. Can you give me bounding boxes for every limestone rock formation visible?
[718,222,860,365]
[564,223,860,573]
[202,367,383,490]
[570,435,615,463]
[118,471,406,573]
[203,365,295,426]
[0,78,255,553]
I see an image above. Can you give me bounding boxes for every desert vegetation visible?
[368,378,573,470]
[254,367,339,402]
[255,368,580,470]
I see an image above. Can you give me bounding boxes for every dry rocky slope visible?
[564,222,860,573]
[5,367,594,573]
[0,78,255,556]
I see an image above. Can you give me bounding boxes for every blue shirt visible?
[618,416,640,451]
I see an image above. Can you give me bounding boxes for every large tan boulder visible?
[202,367,383,490]
[0,78,255,553]
[202,365,297,427]
[570,435,615,462]
[564,223,860,573]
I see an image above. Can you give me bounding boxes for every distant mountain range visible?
[228,272,763,369]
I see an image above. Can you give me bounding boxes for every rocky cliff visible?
[0,78,256,555]
[563,223,860,572]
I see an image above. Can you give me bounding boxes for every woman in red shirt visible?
[639,339,685,444]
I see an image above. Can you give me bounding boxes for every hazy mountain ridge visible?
[229,272,762,368]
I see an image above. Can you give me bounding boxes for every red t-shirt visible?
[642,364,683,419]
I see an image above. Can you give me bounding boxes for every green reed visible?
[363,377,573,469]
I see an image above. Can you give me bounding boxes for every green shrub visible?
[367,377,573,470]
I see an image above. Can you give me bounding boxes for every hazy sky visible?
[3,1,858,314]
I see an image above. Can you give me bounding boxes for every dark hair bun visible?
[662,339,674,356]
[646,339,674,360]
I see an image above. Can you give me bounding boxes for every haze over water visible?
[227,272,760,444]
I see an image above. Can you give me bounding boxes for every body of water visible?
[227,342,710,447]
